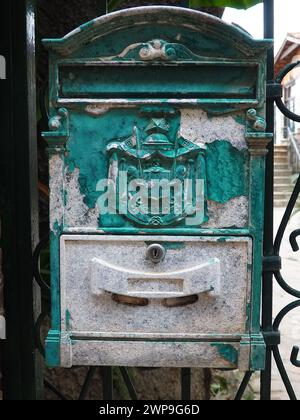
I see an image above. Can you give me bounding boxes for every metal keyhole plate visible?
[146,244,166,263]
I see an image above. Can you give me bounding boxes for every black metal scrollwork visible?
[290,229,300,252]
[291,346,300,368]
[273,175,300,299]
[266,59,300,400]
[275,61,300,123]
[33,235,50,291]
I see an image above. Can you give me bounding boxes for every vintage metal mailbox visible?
[43,6,272,370]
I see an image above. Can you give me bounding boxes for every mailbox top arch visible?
[43,6,271,59]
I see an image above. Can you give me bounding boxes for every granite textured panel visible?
[60,235,252,339]
[70,340,241,369]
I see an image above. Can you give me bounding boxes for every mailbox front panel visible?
[43,7,272,370]
[61,235,252,337]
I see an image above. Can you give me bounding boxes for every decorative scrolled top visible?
[112,39,206,62]
[49,108,69,132]
[139,40,177,61]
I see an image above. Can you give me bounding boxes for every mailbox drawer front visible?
[60,235,252,339]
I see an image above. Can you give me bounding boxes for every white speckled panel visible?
[49,154,64,232]
[60,235,252,339]
[64,168,99,228]
[179,109,246,150]
[70,340,240,369]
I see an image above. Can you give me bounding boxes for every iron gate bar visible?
[119,367,138,401]
[97,0,108,15]
[234,372,253,401]
[0,0,42,400]
[181,368,191,400]
[78,367,97,400]
[102,367,114,400]
[44,379,69,401]
[261,0,275,401]
[261,0,300,398]
[272,300,300,400]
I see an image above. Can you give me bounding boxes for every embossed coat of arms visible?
[106,109,207,227]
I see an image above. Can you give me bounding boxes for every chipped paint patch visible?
[85,105,113,116]
[64,167,98,229]
[204,197,248,229]
[49,154,64,232]
[179,108,247,151]
[212,343,238,365]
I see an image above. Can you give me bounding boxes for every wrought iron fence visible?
[287,128,300,175]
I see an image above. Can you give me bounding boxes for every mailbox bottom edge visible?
[45,332,266,371]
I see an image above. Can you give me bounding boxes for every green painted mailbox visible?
[43,6,272,370]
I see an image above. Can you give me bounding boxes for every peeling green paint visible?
[50,222,62,331]
[66,310,72,331]
[245,302,251,331]
[217,237,227,243]
[64,110,248,226]
[206,141,248,203]
[212,343,238,365]
[45,330,61,367]
[250,336,266,371]
[234,114,245,126]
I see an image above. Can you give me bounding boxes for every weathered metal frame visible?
[1,0,300,400]
[42,4,271,374]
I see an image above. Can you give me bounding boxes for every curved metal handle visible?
[290,230,300,252]
[291,346,300,368]
[91,257,220,299]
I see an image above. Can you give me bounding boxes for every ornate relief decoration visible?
[246,109,272,156]
[112,39,208,62]
[106,109,207,227]
[42,108,70,153]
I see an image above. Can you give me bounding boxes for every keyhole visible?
[146,244,166,263]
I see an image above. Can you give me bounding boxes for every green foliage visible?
[189,0,262,9]
[108,0,123,11]
[108,0,263,12]
[211,375,230,397]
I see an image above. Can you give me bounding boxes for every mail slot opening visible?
[111,293,199,308]
[163,295,199,308]
[59,64,258,100]
[112,294,149,307]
